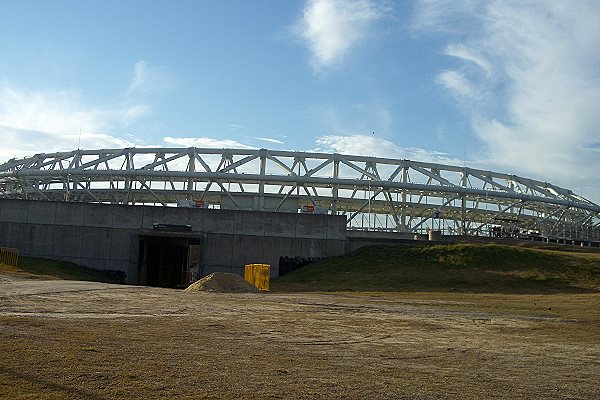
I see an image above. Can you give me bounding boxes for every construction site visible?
[1,147,599,399]
[1,147,599,285]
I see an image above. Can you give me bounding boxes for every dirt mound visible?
[184,272,260,293]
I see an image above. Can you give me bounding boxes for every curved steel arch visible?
[1,147,599,241]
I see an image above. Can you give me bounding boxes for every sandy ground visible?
[1,274,599,399]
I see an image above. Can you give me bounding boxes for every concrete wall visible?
[0,199,347,284]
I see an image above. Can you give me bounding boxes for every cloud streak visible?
[436,70,475,99]
[315,134,461,165]
[295,0,385,71]
[163,136,254,149]
[255,137,284,145]
[126,60,172,95]
[443,43,491,77]
[123,104,151,125]
[414,0,600,200]
[128,61,148,94]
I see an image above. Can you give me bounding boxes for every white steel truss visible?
[1,147,599,241]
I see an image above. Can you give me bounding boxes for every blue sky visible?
[1,0,600,201]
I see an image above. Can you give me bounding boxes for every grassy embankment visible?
[0,256,124,283]
[2,244,599,293]
[272,244,600,294]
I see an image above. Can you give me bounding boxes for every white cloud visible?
[295,0,385,70]
[0,85,134,161]
[255,137,284,145]
[316,102,394,137]
[0,59,169,163]
[443,43,491,77]
[414,0,600,201]
[436,70,475,99]
[0,126,129,162]
[126,60,172,95]
[163,136,254,149]
[410,0,482,35]
[123,104,151,125]
[315,134,461,165]
[0,124,133,162]
[128,61,148,94]
[0,86,107,135]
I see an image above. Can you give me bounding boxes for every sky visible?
[1,0,599,202]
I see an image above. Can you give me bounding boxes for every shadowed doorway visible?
[138,235,202,288]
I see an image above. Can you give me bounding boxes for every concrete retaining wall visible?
[0,199,346,284]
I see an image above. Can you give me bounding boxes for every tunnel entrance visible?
[138,235,202,288]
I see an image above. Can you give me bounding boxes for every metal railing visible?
[0,247,19,267]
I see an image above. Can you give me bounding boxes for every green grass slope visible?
[0,256,125,283]
[272,244,600,293]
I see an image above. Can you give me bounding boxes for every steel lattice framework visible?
[1,147,599,241]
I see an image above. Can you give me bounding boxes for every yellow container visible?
[244,263,270,291]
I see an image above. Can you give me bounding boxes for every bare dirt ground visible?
[1,274,599,399]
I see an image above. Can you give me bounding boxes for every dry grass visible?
[1,286,599,399]
[1,244,599,399]
[0,257,124,283]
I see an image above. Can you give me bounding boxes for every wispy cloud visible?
[126,60,172,95]
[443,43,491,77]
[0,85,134,160]
[316,101,394,137]
[0,125,134,162]
[255,137,284,145]
[123,104,151,125]
[295,0,385,71]
[0,78,161,161]
[227,123,245,130]
[435,70,475,99]
[414,0,600,200]
[163,136,254,149]
[128,61,148,94]
[410,0,482,35]
[0,86,108,135]
[315,134,460,165]
[0,59,174,162]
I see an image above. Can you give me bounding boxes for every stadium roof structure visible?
[1,147,599,241]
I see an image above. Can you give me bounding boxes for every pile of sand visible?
[184,272,260,293]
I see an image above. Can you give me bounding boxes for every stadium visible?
[1,146,599,244]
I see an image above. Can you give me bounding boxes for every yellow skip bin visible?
[244,263,270,291]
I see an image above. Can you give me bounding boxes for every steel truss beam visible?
[1,147,599,241]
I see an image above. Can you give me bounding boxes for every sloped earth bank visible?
[0,276,599,399]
